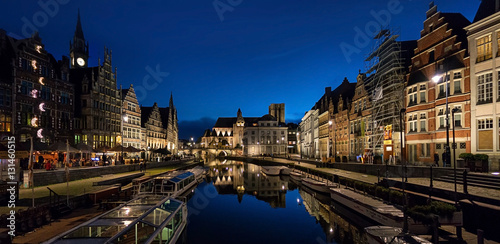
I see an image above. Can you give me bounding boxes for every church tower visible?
[70,9,89,68]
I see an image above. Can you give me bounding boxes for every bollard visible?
[432,215,439,244]
[477,229,484,244]
[456,226,463,241]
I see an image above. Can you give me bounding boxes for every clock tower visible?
[70,9,89,68]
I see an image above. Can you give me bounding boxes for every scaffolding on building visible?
[364,27,407,157]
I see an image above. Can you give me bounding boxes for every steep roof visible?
[141,106,153,127]
[331,78,356,113]
[159,107,171,129]
[120,88,129,100]
[473,0,500,23]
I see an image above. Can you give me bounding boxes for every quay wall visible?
[32,159,193,187]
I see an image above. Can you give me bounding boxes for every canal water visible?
[176,159,375,244]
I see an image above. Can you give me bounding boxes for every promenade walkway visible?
[2,159,197,215]
[248,156,500,201]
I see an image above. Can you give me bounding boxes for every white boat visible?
[45,195,187,244]
[301,177,337,194]
[290,171,305,181]
[135,167,207,197]
[365,226,432,244]
[261,166,282,176]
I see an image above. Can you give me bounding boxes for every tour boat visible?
[45,195,187,244]
[135,167,207,197]
[260,166,282,176]
[365,226,432,244]
[290,171,305,181]
[301,177,337,194]
[330,188,427,234]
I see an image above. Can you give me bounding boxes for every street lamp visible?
[451,108,459,205]
[121,114,128,165]
[328,120,333,159]
[400,108,409,233]
[432,72,451,167]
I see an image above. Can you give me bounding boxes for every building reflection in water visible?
[205,159,374,243]
[207,159,288,208]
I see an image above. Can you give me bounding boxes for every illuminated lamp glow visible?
[36,45,42,53]
[492,172,499,175]
[39,103,45,112]
[31,117,38,127]
[37,129,43,138]
[31,89,38,98]
[39,77,44,85]
[31,60,37,70]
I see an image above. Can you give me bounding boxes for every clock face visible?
[77,57,85,66]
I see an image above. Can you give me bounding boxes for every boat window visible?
[112,221,156,244]
[143,208,171,226]
[62,225,120,239]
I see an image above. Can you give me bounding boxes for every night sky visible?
[0,0,480,139]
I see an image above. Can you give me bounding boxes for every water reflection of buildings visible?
[299,188,368,244]
[206,160,288,208]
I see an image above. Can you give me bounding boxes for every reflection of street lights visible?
[433,71,451,167]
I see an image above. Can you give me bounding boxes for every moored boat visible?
[261,166,282,176]
[45,195,187,244]
[290,171,305,181]
[302,177,337,194]
[330,188,427,234]
[365,226,432,244]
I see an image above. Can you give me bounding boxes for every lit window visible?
[477,35,492,62]
[477,73,493,104]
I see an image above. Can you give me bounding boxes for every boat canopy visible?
[168,172,194,183]
[47,195,185,244]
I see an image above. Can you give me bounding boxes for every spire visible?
[169,92,174,108]
[75,9,85,40]
[237,108,242,118]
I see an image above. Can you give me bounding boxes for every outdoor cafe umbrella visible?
[153,148,171,155]
[109,144,128,152]
[75,143,94,153]
[126,146,142,153]
[49,141,78,153]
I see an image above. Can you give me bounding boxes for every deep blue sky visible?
[0,0,480,139]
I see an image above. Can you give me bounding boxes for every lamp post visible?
[121,114,128,165]
[400,108,408,233]
[432,72,451,167]
[451,108,459,205]
[328,120,333,160]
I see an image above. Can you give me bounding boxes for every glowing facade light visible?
[37,129,43,138]
[31,60,37,70]
[31,89,38,98]
[36,45,42,53]
[31,117,38,127]
[39,103,45,112]
[39,77,44,85]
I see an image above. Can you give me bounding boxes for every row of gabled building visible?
[0,11,178,157]
[298,1,500,171]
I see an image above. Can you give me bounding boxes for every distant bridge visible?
[180,148,242,158]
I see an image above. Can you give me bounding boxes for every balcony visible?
[437,91,446,99]
[408,100,417,107]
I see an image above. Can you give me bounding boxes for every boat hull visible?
[301,178,331,194]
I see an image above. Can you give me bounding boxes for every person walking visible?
[434,153,439,167]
